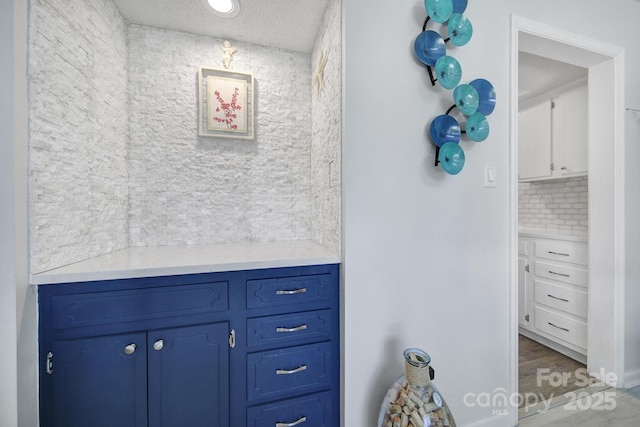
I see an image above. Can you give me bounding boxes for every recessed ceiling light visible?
[203,0,240,18]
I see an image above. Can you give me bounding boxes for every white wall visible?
[1,0,18,424]
[29,0,129,273]
[311,0,342,255]
[343,0,640,425]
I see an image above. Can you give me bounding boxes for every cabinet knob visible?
[153,339,164,351]
[561,166,567,170]
[124,344,137,355]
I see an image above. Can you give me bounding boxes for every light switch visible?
[484,162,496,188]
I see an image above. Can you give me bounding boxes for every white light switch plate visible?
[484,162,496,188]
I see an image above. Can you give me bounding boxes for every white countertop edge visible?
[32,241,340,285]
[518,228,588,242]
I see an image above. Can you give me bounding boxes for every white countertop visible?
[32,240,340,285]
[518,228,588,242]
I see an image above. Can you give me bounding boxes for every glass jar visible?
[378,348,456,427]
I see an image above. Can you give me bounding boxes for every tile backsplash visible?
[518,176,588,235]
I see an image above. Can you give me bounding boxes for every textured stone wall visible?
[30,0,340,272]
[311,0,342,255]
[519,176,588,235]
[127,25,312,246]
[29,0,129,273]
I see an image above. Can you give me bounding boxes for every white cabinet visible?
[552,84,588,176]
[518,233,588,357]
[519,100,552,180]
[518,82,588,181]
[518,238,532,327]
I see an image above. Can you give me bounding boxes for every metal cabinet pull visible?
[548,270,570,278]
[124,344,137,355]
[276,287,307,295]
[548,251,570,257]
[276,324,308,333]
[276,365,307,375]
[276,416,307,427]
[547,294,569,303]
[548,322,570,332]
[153,339,164,351]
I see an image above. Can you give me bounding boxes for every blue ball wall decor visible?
[414,30,446,66]
[438,142,465,175]
[466,112,490,142]
[425,0,454,23]
[430,114,461,147]
[415,0,495,176]
[435,55,462,89]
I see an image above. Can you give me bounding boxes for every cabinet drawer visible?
[51,282,229,330]
[247,310,332,348]
[247,274,333,309]
[247,391,332,427]
[535,280,587,318]
[247,342,331,402]
[535,241,587,265]
[534,306,587,349]
[534,261,587,287]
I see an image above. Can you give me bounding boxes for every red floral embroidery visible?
[212,88,242,129]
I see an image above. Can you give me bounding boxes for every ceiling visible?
[111,0,331,53]
[519,52,587,100]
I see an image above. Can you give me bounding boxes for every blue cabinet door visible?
[148,322,230,427]
[51,332,147,427]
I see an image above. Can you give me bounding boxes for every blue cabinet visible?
[39,264,339,427]
[51,332,148,427]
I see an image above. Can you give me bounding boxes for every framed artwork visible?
[198,67,254,140]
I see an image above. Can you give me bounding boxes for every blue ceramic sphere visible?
[414,30,446,66]
[430,114,461,147]
[435,55,462,89]
[453,84,479,116]
[469,78,496,116]
[452,0,468,13]
[448,13,473,46]
[438,142,465,175]
[425,0,453,23]
[466,112,490,142]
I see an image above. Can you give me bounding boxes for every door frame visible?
[509,15,626,426]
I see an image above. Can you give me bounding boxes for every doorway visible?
[509,15,626,426]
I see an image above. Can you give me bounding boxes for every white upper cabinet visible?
[519,99,552,180]
[552,83,588,177]
[518,81,588,182]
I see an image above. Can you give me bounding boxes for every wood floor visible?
[519,387,640,426]
[518,335,640,425]
[519,334,590,404]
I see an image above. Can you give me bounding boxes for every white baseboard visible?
[623,369,640,389]
[519,327,587,365]
[462,413,514,427]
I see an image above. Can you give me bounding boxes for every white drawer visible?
[534,280,588,318]
[535,241,587,265]
[534,306,587,349]
[535,260,588,287]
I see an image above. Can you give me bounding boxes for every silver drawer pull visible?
[276,287,307,295]
[548,251,570,257]
[547,294,569,303]
[548,322,570,332]
[276,416,307,427]
[276,324,308,333]
[276,365,307,375]
[548,270,570,278]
